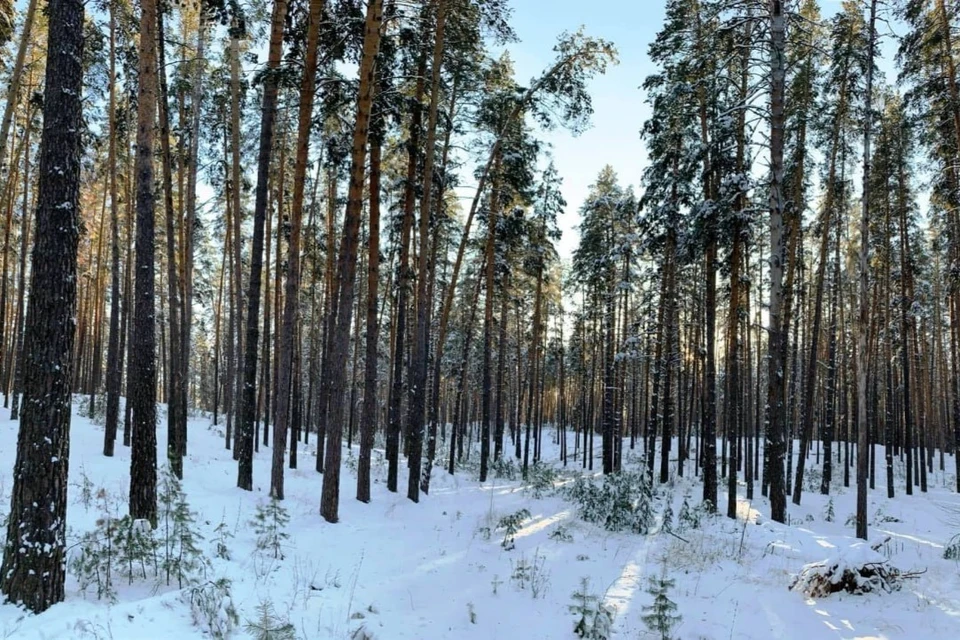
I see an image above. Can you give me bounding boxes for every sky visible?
[503,0,665,261]
[497,0,895,263]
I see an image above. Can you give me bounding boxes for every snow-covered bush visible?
[85,394,107,426]
[491,456,519,480]
[660,500,674,533]
[526,462,559,498]
[564,470,654,533]
[789,542,916,597]
[183,578,239,639]
[549,524,574,542]
[872,506,901,524]
[569,577,613,639]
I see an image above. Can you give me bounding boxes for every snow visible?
[0,399,957,639]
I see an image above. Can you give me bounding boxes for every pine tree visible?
[641,566,681,640]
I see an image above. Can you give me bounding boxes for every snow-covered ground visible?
[0,400,958,639]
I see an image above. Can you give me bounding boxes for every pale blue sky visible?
[505,0,664,260]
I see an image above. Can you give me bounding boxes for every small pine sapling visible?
[497,508,531,549]
[677,491,706,532]
[183,578,239,639]
[661,500,675,534]
[158,465,208,587]
[213,517,234,560]
[251,497,291,560]
[943,534,960,561]
[568,577,613,639]
[244,600,296,640]
[641,565,681,640]
[824,498,835,523]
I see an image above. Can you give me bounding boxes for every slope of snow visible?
[0,399,957,639]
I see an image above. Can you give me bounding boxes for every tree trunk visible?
[129,0,160,525]
[237,0,290,491]
[0,0,82,612]
[358,138,381,502]
[319,0,384,522]
[766,0,788,524]
[271,0,324,500]
[104,2,121,456]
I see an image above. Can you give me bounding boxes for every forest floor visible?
[0,400,958,639]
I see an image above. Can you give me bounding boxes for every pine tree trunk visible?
[104,2,121,456]
[237,0,290,490]
[0,0,82,613]
[129,0,160,525]
[480,153,501,485]
[412,0,448,498]
[157,6,184,478]
[319,0,384,522]
[271,0,324,500]
[765,0,788,524]
[358,137,381,502]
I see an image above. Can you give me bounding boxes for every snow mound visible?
[789,540,913,598]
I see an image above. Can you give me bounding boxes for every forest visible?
[0,0,959,637]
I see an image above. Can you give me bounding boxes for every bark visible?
[857,0,876,538]
[358,138,380,502]
[0,0,82,613]
[766,0,788,524]
[319,0,384,522]
[129,0,159,525]
[237,0,290,490]
[271,0,324,500]
[104,2,121,456]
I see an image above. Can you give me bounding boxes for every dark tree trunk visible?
[237,0,290,491]
[0,0,83,613]
[129,0,160,525]
[271,0,323,500]
[358,138,381,503]
[765,0,788,524]
[104,2,121,456]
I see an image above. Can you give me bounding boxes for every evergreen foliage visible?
[158,466,207,587]
[568,577,613,639]
[183,578,239,639]
[497,508,531,549]
[251,498,291,560]
[641,566,682,640]
[564,470,654,533]
[244,600,296,640]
